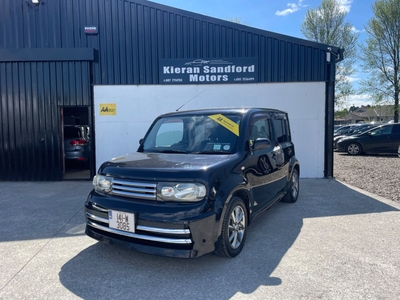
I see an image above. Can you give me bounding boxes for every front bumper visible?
[335,143,346,152]
[85,192,221,258]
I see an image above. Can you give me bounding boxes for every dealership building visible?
[0,0,342,181]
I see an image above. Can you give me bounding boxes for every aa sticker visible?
[208,114,239,136]
[99,103,116,116]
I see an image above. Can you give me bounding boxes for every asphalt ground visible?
[0,179,399,300]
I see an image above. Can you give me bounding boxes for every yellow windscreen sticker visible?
[208,114,239,136]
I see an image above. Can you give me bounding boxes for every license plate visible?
[108,210,135,233]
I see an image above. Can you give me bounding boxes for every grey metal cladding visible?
[0,61,91,180]
[1,0,329,85]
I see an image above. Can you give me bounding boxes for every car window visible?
[392,125,400,134]
[337,126,350,134]
[142,114,241,153]
[370,126,392,136]
[250,119,271,140]
[273,116,291,143]
[155,119,184,147]
[64,126,81,138]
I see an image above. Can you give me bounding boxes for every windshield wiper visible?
[193,151,232,154]
[158,149,188,154]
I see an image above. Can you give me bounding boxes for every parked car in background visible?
[334,124,362,137]
[333,124,377,150]
[334,125,342,131]
[64,125,90,162]
[336,123,400,155]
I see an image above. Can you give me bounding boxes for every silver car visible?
[64,125,90,162]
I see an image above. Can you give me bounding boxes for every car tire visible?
[346,142,362,155]
[215,197,247,258]
[281,168,299,203]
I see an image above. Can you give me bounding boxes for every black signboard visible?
[159,58,258,84]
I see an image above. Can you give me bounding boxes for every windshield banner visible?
[208,114,239,136]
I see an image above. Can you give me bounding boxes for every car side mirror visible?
[139,138,144,145]
[252,138,271,150]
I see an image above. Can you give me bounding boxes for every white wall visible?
[94,82,326,178]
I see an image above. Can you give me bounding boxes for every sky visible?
[149,0,377,109]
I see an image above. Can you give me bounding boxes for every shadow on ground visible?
[57,179,398,299]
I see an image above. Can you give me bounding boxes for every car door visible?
[272,113,295,169]
[244,113,283,215]
[362,125,393,153]
[389,124,400,153]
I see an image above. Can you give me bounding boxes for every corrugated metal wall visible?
[1,0,329,84]
[0,0,332,180]
[94,0,328,84]
[0,61,91,180]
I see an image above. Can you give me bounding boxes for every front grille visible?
[112,179,156,200]
[86,203,192,245]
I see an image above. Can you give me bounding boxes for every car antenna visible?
[176,89,207,111]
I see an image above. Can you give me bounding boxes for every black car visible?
[333,124,377,150]
[334,124,357,137]
[85,108,300,258]
[336,123,400,155]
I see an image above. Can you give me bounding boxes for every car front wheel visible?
[346,142,362,155]
[215,197,247,258]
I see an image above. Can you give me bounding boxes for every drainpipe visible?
[325,47,343,178]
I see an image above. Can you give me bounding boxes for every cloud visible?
[351,26,364,33]
[337,0,353,13]
[347,75,361,83]
[346,94,373,108]
[275,0,307,16]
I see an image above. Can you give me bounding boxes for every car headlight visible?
[93,174,113,193]
[157,182,206,202]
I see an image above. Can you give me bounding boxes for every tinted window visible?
[64,126,81,138]
[273,116,291,143]
[370,126,392,136]
[250,119,271,140]
[392,124,400,134]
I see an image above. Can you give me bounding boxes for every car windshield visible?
[141,113,241,154]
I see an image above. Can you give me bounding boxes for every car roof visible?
[361,122,399,133]
[158,107,288,117]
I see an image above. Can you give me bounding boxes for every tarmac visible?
[0,179,399,300]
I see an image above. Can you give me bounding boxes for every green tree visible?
[359,0,400,123]
[226,17,248,25]
[301,0,358,108]
[335,108,348,118]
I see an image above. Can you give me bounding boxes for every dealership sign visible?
[159,58,258,84]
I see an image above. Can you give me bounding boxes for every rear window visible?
[64,127,81,138]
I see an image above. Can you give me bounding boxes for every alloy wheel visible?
[228,205,246,249]
[347,143,360,155]
[291,169,299,199]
